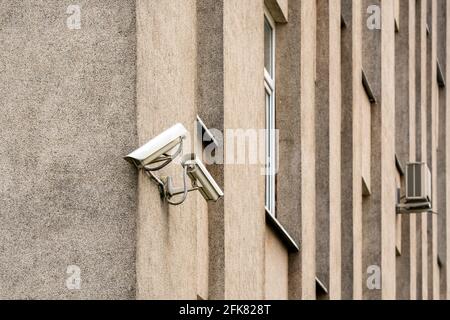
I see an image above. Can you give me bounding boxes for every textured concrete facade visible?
[1,0,450,300]
[0,0,137,299]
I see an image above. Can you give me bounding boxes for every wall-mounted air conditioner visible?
[405,162,431,204]
[397,162,432,214]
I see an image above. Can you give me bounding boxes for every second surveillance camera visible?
[182,154,224,202]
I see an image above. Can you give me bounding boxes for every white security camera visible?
[124,123,224,206]
[124,123,187,170]
[182,154,224,202]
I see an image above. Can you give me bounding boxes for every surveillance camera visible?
[124,123,187,169]
[124,126,223,205]
[182,154,224,202]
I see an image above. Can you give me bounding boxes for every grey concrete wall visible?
[0,0,137,299]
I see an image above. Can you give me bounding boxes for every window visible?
[264,10,276,217]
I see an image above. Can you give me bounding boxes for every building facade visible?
[0,0,449,300]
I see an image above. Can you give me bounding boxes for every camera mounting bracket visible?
[144,160,199,206]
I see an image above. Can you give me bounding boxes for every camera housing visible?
[182,154,224,202]
[124,123,187,169]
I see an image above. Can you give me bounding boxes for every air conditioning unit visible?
[405,162,431,204]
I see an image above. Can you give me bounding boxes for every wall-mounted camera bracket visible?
[144,161,200,206]
[396,202,435,215]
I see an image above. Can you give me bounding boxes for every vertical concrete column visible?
[277,0,317,300]
[328,1,343,300]
[276,0,303,300]
[315,0,342,300]
[199,0,279,300]
[341,0,363,300]
[436,1,447,301]
[395,0,412,300]
[197,0,225,300]
[361,0,397,300]
[430,0,440,300]
[413,0,424,300]
[222,0,265,300]
[135,0,200,300]
[315,0,331,298]
[380,0,397,300]
[447,0,450,300]
[395,2,412,165]
[420,0,429,300]
[409,0,418,301]
[361,0,382,301]
[300,0,317,300]
[412,0,428,300]
[425,0,433,300]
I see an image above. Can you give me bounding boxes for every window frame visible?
[264,8,277,218]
